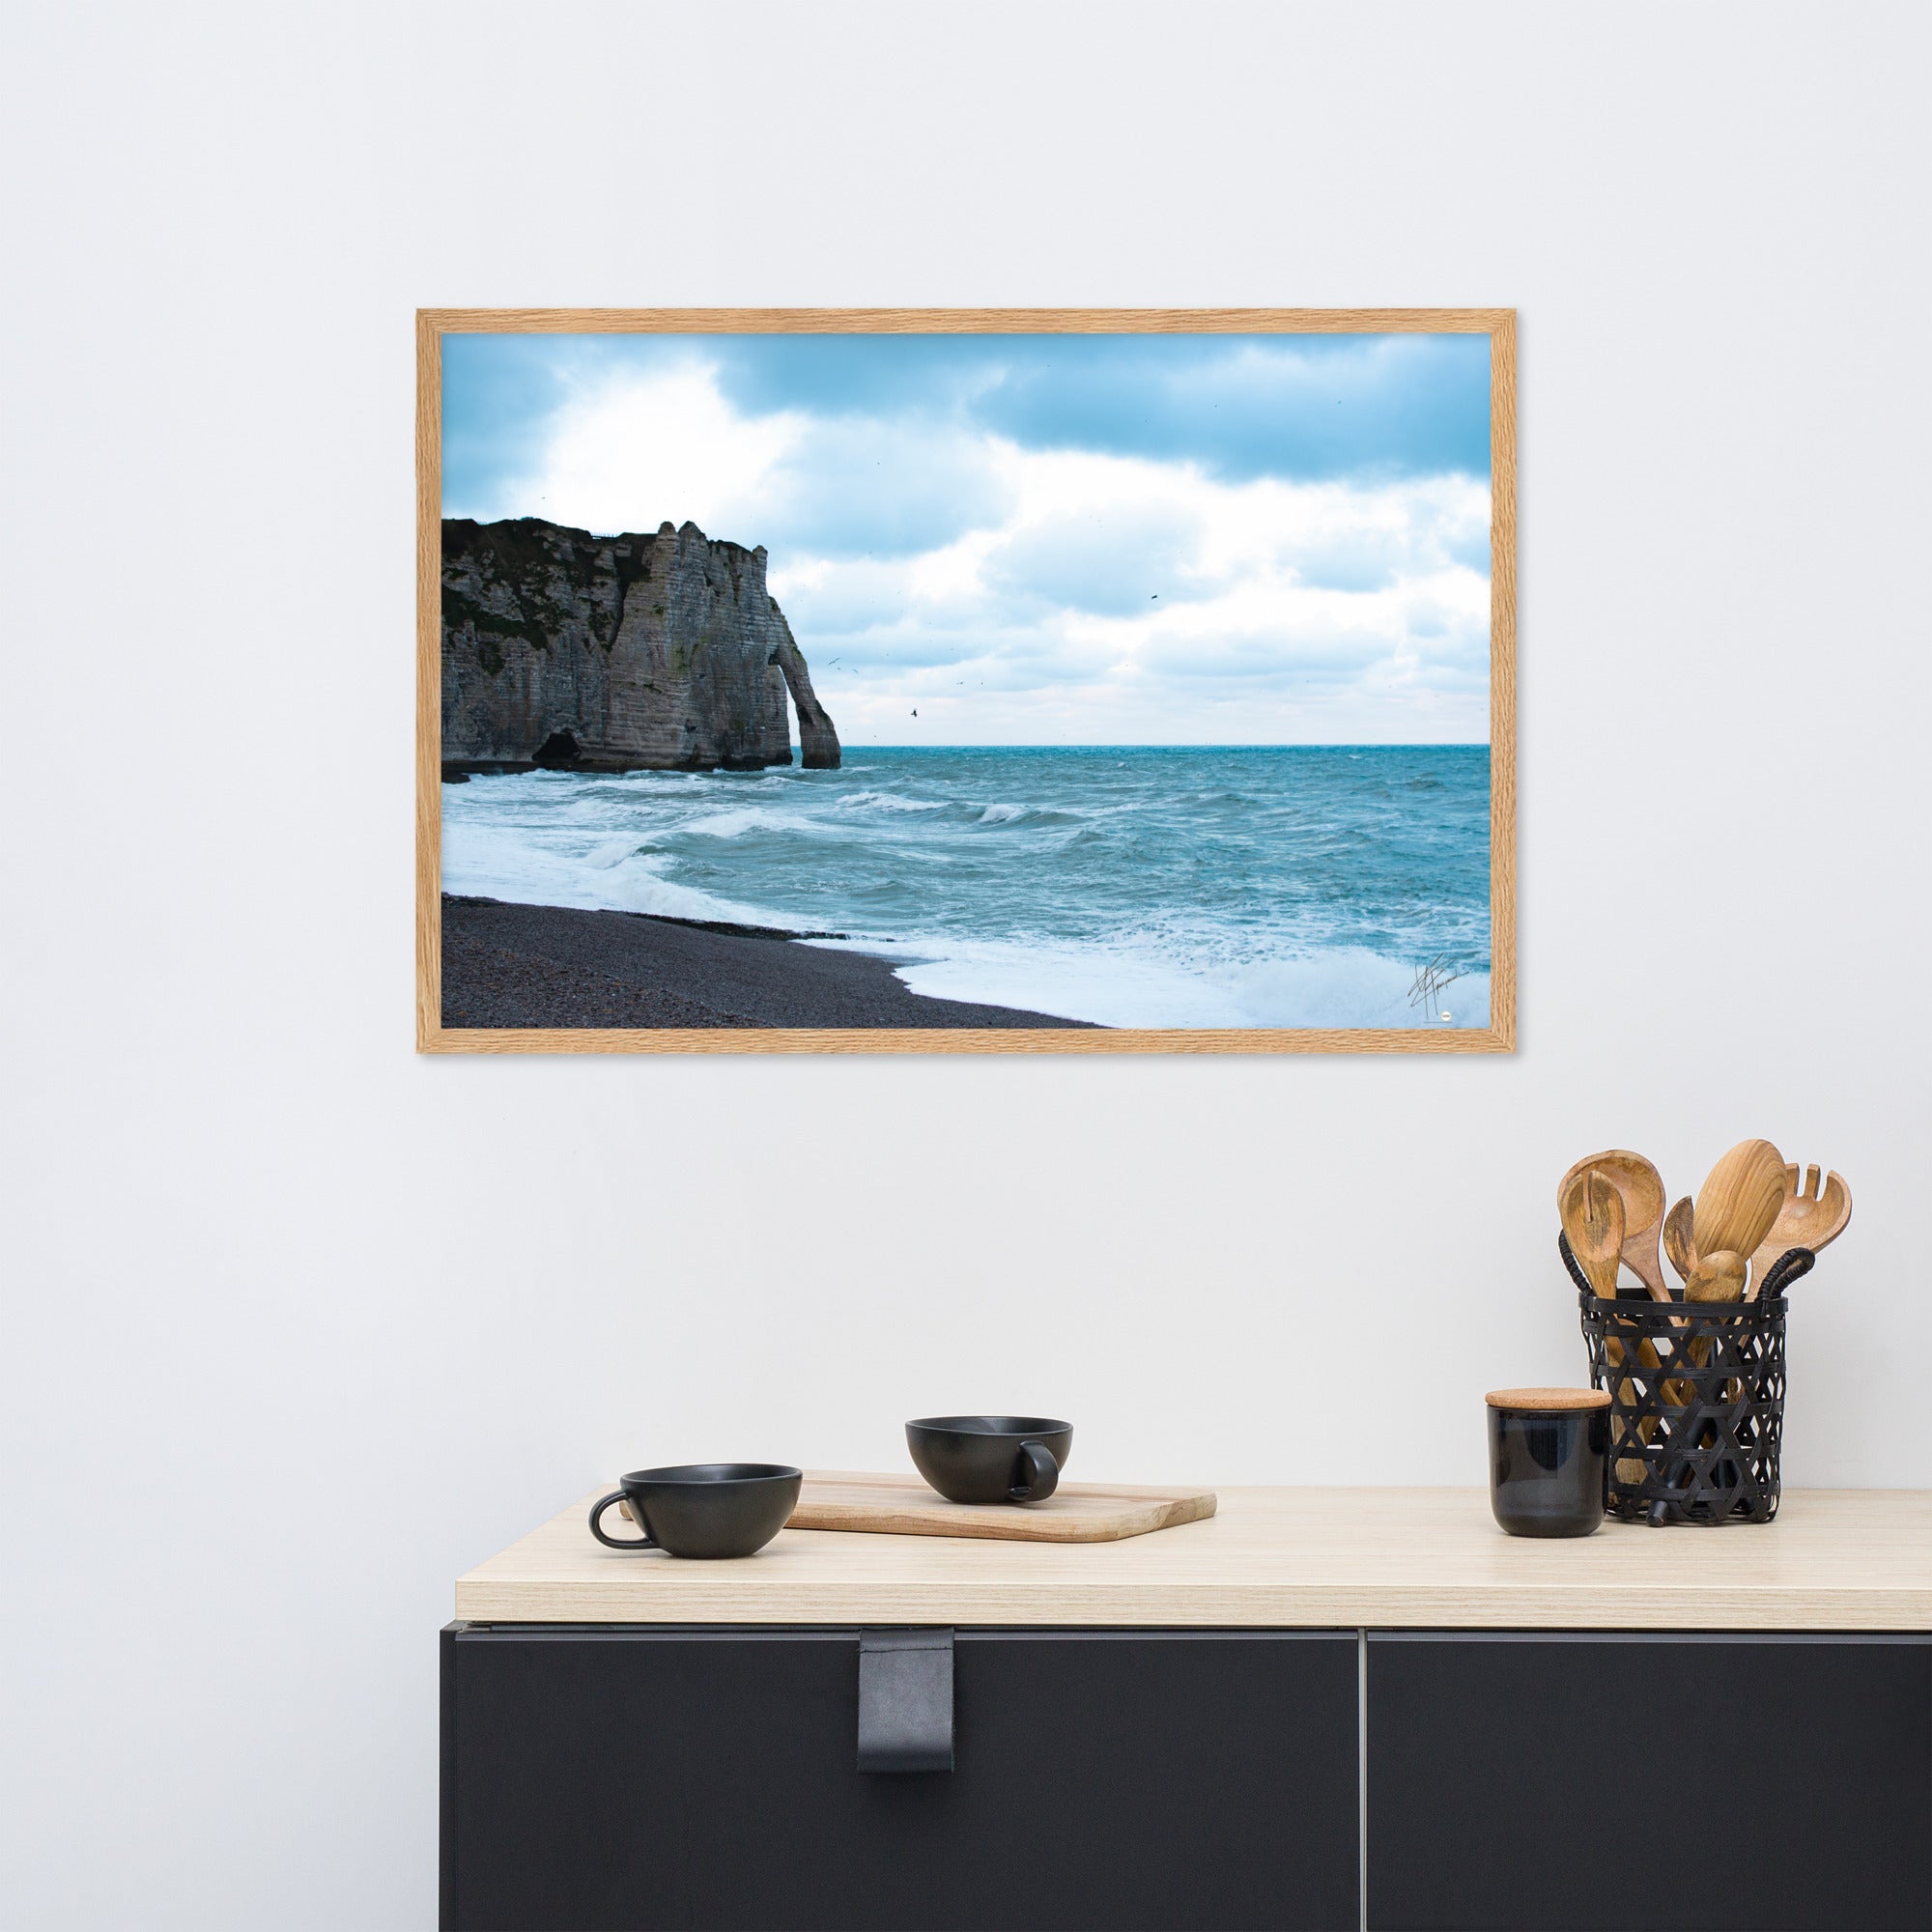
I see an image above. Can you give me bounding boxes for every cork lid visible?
[1485,1386,1611,1411]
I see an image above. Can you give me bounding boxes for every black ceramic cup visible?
[1486,1389,1608,1538]
[905,1416,1073,1505]
[587,1463,802,1559]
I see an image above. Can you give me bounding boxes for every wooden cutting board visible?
[785,1470,1217,1544]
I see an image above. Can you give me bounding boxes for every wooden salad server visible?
[1747,1165,1852,1298]
[1560,1169,1649,1482]
[1691,1139,1787,1269]
[1557,1151,1669,1301]
[1559,1168,1624,1297]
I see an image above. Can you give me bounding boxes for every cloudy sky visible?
[442,331,1492,746]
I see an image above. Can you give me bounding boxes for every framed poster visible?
[417,308,1515,1054]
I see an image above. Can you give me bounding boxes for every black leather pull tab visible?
[857,1629,954,1773]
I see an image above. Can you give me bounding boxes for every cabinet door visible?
[442,1626,1360,1932]
[1366,1632,1932,1931]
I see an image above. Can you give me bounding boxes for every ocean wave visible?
[441,821,797,929]
[837,790,946,813]
[670,808,800,839]
[584,837,643,868]
[977,803,1028,825]
[583,835,676,872]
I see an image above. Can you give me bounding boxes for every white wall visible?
[4,2,1927,1924]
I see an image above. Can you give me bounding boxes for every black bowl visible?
[906,1416,1073,1505]
[588,1462,802,1558]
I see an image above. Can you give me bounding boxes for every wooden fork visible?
[1748,1165,1852,1298]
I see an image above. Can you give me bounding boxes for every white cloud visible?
[501,360,1492,744]
[498,358,807,537]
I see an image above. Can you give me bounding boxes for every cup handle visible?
[1009,1440,1060,1503]
[588,1491,657,1550]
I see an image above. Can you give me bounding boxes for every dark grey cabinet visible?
[444,1624,1932,1931]
[1365,1633,1932,1931]
[441,1626,1362,1932]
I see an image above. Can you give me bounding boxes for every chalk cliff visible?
[440,517,839,772]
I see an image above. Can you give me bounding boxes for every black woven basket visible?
[1565,1234,1810,1525]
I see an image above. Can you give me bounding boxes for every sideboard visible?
[443,1486,1932,1931]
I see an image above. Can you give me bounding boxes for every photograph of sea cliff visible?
[435,327,1497,1034]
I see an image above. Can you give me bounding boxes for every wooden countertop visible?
[455,1483,1932,1631]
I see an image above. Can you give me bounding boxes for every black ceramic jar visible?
[1485,1388,1609,1538]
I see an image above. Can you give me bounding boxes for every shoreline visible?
[440,895,1100,1031]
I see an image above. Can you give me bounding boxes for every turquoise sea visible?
[440,745,1492,1028]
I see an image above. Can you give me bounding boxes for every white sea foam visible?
[1218,949,1491,1029]
[820,936,1239,1026]
[977,803,1027,825]
[807,935,1491,1030]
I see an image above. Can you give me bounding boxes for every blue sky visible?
[443,331,1493,745]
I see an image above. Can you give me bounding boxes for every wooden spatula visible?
[1557,1151,1670,1301]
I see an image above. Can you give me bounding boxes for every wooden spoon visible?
[1747,1165,1852,1298]
[1662,1197,1697,1285]
[1684,1249,1747,1303]
[1559,1168,1624,1297]
[1664,1248,1748,1405]
[1692,1139,1787,1267]
[1557,1151,1669,1301]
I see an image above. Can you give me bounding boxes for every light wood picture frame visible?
[417,308,1516,1055]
